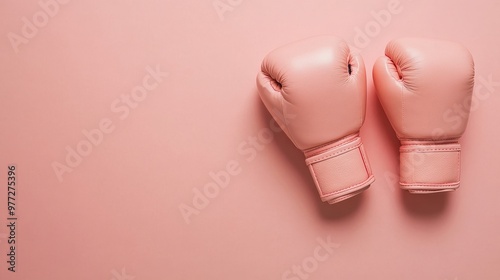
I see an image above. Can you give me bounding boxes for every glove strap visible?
[399,140,461,193]
[304,135,374,204]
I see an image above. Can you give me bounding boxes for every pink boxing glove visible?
[256,36,374,204]
[373,37,475,193]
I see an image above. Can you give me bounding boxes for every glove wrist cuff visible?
[399,140,461,193]
[304,135,374,204]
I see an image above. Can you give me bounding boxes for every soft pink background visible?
[1,0,499,279]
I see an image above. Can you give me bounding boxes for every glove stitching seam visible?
[320,176,373,197]
[306,143,361,165]
[279,94,299,147]
[401,183,459,187]
[399,138,460,141]
[400,148,460,152]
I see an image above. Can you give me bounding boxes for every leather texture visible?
[373,37,475,193]
[256,36,374,204]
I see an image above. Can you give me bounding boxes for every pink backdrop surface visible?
[0,0,499,279]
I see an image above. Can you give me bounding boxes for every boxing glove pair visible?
[256,36,474,204]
